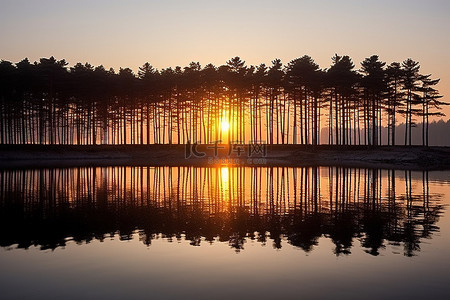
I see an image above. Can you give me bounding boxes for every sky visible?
[1,0,450,117]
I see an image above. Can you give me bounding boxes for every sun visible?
[221,120,230,132]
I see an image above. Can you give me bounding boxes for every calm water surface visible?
[1,166,449,299]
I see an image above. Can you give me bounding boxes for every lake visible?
[1,166,449,299]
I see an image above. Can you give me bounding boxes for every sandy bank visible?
[1,145,449,170]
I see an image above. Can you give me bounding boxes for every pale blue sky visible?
[1,0,449,111]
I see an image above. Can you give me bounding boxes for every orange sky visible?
[1,0,449,119]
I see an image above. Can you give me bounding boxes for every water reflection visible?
[0,167,443,256]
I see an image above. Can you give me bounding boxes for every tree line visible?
[0,55,446,145]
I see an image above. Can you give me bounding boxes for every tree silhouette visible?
[360,55,387,146]
[0,55,445,145]
[385,62,404,145]
[419,76,445,146]
[327,55,359,145]
[401,59,423,146]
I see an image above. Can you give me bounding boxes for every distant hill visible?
[321,119,450,146]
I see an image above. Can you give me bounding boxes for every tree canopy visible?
[0,55,446,145]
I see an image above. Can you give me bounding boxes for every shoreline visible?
[1,144,450,170]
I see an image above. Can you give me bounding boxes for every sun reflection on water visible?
[220,166,230,196]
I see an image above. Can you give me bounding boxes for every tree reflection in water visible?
[0,167,443,256]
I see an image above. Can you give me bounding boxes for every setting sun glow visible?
[221,120,230,132]
[220,110,230,133]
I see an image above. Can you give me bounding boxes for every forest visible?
[0,55,446,146]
